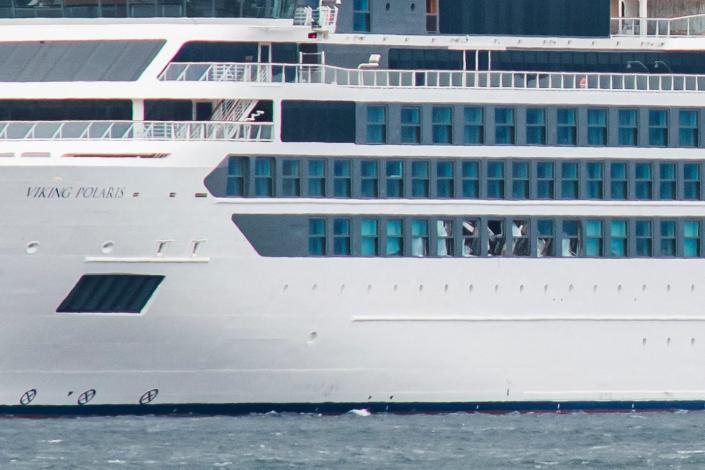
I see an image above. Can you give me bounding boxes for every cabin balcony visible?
[159,62,705,93]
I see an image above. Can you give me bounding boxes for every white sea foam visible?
[347,409,372,417]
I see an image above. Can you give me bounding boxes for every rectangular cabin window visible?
[411,219,429,257]
[436,161,454,198]
[587,109,607,146]
[436,219,454,256]
[495,108,515,144]
[610,220,628,257]
[426,0,439,32]
[659,162,676,200]
[226,156,247,197]
[557,109,577,145]
[386,160,404,198]
[386,219,403,256]
[511,161,529,199]
[333,160,352,198]
[610,162,628,200]
[353,0,371,32]
[636,220,652,257]
[360,219,379,256]
[432,107,453,144]
[585,162,603,199]
[560,162,579,199]
[660,220,677,257]
[366,106,386,143]
[464,107,483,144]
[635,163,653,200]
[333,218,351,256]
[411,161,430,198]
[307,159,326,197]
[649,110,668,147]
[401,107,421,144]
[487,219,506,257]
[536,162,554,199]
[585,220,603,257]
[618,109,638,146]
[462,161,480,198]
[684,163,701,200]
[512,219,530,257]
[680,110,699,147]
[537,219,555,257]
[360,160,379,198]
[462,219,480,257]
[561,220,581,257]
[254,158,273,197]
[281,159,301,197]
[684,221,701,258]
[487,161,505,199]
[526,108,546,145]
[308,219,326,256]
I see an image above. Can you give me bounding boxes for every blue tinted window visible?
[560,162,579,199]
[635,163,653,200]
[411,161,429,197]
[684,221,701,258]
[610,162,628,200]
[618,109,638,146]
[680,110,699,147]
[333,218,351,255]
[636,220,652,257]
[586,162,603,199]
[366,106,386,143]
[333,160,351,198]
[308,219,326,255]
[610,220,627,257]
[401,107,421,144]
[557,109,577,145]
[536,162,554,199]
[462,161,479,198]
[353,0,370,31]
[464,107,483,144]
[361,219,378,256]
[437,161,454,198]
[659,163,676,200]
[512,161,529,199]
[432,107,452,144]
[487,161,505,199]
[495,108,514,144]
[307,159,326,197]
[386,160,404,197]
[684,163,701,200]
[281,159,300,197]
[254,157,273,197]
[660,220,677,256]
[585,220,603,257]
[649,110,668,146]
[360,160,378,198]
[386,219,403,256]
[226,156,247,196]
[411,219,429,257]
[537,219,554,257]
[526,108,545,145]
[587,109,607,146]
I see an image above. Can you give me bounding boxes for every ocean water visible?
[3,411,705,469]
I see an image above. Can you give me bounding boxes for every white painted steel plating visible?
[0,120,273,141]
[159,62,705,92]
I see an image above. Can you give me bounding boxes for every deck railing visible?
[611,14,705,37]
[0,121,273,141]
[160,62,705,93]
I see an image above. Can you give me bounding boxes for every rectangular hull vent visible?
[57,274,165,314]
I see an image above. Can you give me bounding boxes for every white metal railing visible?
[611,14,705,37]
[293,5,338,32]
[159,62,705,93]
[0,121,273,141]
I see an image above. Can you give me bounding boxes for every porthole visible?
[25,241,39,255]
[410,2,415,10]
[385,2,390,10]
[307,331,318,345]
[101,241,114,254]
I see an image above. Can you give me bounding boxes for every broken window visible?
[411,219,429,257]
[436,219,454,256]
[487,219,506,257]
[512,219,530,256]
[537,219,554,257]
[386,219,403,256]
[462,219,480,257]
[561,220,581,257]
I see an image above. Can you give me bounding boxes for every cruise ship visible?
[2,0,705,414]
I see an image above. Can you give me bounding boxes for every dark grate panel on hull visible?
[57,274,165,314]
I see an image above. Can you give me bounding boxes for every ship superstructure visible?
[0,0,705,412]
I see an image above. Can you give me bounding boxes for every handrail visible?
[611,14,705,36]
[159,62,705,93]
[0,121,273,141]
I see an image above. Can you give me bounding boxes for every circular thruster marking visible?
[139,389,159,405]
[77,389,96,406]
[19,389,37,406]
